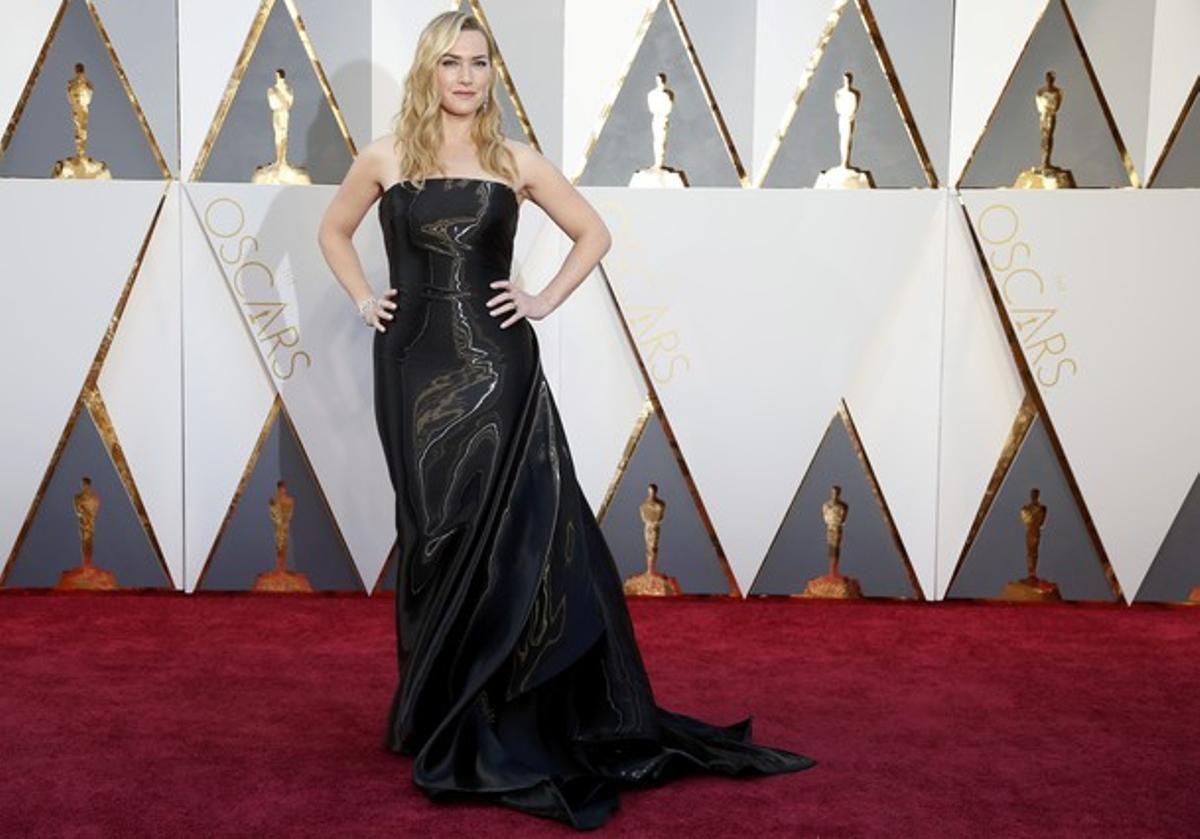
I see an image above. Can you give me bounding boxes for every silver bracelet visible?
[357,296,378,326]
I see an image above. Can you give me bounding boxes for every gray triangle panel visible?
[198,408,363,591]
[959,0,1130,187]
[494,65,535,147]
[1133,474,1200,603]
[457,0,538,148]
[600,410,729,594]
[577,1,740,187]
[374,542,397,594]
[290,0,372,149]
[89,0,179,175]
[1149,82,1200,188]
[750,413,916,597]
[198,0,352,184]
[0,0,162,179]
[761,2,927,188]
[3,406,168,588]
[947,415,1114,601]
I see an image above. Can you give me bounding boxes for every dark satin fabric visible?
[373,176,813,829]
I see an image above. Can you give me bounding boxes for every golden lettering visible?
[653,354,690,383]
[1001,267,1045,305]
[989,240,1030,273]
[204,195,310,381]
[628,305,667,339]
[245,301,286,335]
[221,234,258,267]
[233,261,273,297]
[1037,357,1076,387]
[203,197,244,239]
[978,204,1019,245]
[1025,331,1068,367]
[980,203,1076,388]
[262,325,301,357]
[272,352,312,380]
[642,328,681,363]
[1009,306,1056,340]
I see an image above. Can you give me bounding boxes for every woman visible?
[318,11,812,830]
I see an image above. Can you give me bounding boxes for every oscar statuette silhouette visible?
[800,485,863,599]
[1013,71,1076,189]
[253,480,314,592]
[1000,488,1062,601]
[629,73,688,188]
[623,483,681,595]
[51,63,112,179]
[252,69,312,185]
[56,477,118,590]
[814,72,874,190]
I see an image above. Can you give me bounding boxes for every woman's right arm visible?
[317,137,397,331]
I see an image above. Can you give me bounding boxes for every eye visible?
[474,60,488,67]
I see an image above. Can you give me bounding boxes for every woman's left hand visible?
[486,279,554,329]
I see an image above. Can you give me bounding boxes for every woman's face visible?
[436,29,491,117]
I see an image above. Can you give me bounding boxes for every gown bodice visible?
[375,176,526,364]
[378,176,518,296]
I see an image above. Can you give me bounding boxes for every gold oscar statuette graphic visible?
[623,483,682,595]
[51,63,112,180]
[1001,488,1062,602]
[814,72,874,190]
[252,69,312,185]
[629,72,688,188]
[56,477,118,590]
[253,480,314,592]
[799,486,863,599]
[1014,71,1076,189]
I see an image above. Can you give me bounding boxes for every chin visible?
[442,97,479,116]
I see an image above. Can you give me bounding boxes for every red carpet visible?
[1,593,1197,836]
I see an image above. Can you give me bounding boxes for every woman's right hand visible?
[362,288,399,332]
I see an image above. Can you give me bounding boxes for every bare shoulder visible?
[503,138,559,193]
[360,134,399,186]
[503,137,535,167]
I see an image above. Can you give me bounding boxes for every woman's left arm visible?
[487,143,612,328]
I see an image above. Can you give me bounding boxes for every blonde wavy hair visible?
[391,11,518,189]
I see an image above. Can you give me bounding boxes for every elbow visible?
[316,214,331,254]
[596,223,612,257]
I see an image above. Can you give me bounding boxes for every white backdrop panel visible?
[98,182,183,587]
[592,187,945,591]
[961,190,1200,596]
[1146,0,1200,175]
[92,0,179,174]
[0,1,60,134]
[562,0,655,179]
[949,0,1047,184]
[1067,0,1156,180]
[180,185,277,590]
[935,201,1026,598]
[752,0,842,182]
[843,192,948,597]
[0,179,164,565]
[178,0,266,179]
[185,182,395,588]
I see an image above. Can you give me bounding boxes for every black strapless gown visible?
[373,176,813,829]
